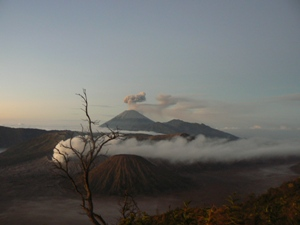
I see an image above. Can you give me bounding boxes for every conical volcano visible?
[90,154,190,195]
[100,110,154,131]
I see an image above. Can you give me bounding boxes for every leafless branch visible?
[51,89,120,225]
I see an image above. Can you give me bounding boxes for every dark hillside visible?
[120,177,300,225]
[0,126,48,148]
[0,131,72,166]
[165,119,238,140]
[148,122,180,134]
[90,154,191,195]
[291,162,300,173]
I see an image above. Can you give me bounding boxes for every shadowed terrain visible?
[0,130,73,167]
[0,130,299,224]
[90,154,191,195]
[0,126,48,148]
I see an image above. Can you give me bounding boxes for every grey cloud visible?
[130,94,208,121]
[279,93,300,102]
[124,92,146,104]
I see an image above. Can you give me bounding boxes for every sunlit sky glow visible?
[1,1,300,139]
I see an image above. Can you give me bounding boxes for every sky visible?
[1,1,300,139]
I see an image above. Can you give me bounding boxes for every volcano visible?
[100,110,238,140]
[101,110,154,131]
[89,154,190,195]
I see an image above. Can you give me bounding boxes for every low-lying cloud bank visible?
[53,135,300,164]
[108,136,300,163]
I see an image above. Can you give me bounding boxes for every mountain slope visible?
[165,119,238,140]
[101,110,154,131]
[0,131,72,166]
[90,154,190,195]
[129,177,300,225]
[0,126,48,148]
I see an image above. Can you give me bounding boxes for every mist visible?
[53,135,300,164]
[108,136,300,163]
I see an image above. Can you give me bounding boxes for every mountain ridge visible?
[0,126,48,148]
[101,110,238,140]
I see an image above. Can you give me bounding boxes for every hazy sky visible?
[1,1,300,138]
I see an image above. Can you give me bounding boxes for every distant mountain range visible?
[100,110,238,140]
[0,110,237,151]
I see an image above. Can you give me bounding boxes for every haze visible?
[54,135,300,164]
[1,1,300,139]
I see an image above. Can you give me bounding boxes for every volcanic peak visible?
[89,154,190,195]
[114,110,153,121]
[100,110,154,131]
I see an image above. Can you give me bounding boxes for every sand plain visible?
[0,155,299,225]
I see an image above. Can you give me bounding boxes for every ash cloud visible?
[129,94,207,121]
[53,135,300,164]
[124,92,146,105]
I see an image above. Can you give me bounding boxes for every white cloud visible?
[222,127,240,130]
[53,135,300,164]
[108,135,300,163]
[250,125,262,130]
[279,125,291,130]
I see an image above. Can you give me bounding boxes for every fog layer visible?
[53,135,300,163]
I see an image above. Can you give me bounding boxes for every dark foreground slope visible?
[90,154,191,195]
[123,177,300,225]
[0,126,48,148]
[0,131,72,166]
[0,131,74,205]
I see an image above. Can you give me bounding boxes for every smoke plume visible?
[52,135,111,164]
[124,92,146,104]
[127,93,208,121]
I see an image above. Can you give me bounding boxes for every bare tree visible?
[119,191,140,220]
[52,89,120,225]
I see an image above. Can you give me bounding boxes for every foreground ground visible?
[0,155,299,225]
